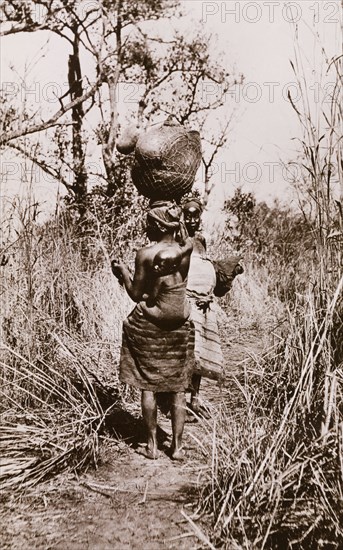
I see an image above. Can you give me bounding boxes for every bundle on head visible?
[118,118,202,202]
[147,201,189,244]
[147,200,182,230]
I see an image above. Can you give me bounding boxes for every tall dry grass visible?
[198,36,343,549]
[0,197,133,493]
[0,36,341,550]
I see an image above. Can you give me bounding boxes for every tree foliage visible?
[224,188,316,301]
[1,0,239,215]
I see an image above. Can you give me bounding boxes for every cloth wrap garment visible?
[141,280,191,327]
[187,234,224,382]
[119,201,195,392]
[119,302,195,392]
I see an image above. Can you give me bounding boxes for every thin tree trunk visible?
[69,25,87,214]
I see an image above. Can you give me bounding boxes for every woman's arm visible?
[112,249,149,303]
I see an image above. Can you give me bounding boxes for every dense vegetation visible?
[0,3,342,548]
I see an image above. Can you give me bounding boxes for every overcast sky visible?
[183,1,342,205]
[1,0,341,216]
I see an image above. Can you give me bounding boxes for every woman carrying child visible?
[111,201,195,460]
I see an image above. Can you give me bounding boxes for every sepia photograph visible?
[0,1,342,548]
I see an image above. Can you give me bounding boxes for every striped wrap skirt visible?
[187,254,224,382]
[119,303,195,392]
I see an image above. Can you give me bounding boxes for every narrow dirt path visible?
[1,316,265,550]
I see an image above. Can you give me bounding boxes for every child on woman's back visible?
[141,246,190,327]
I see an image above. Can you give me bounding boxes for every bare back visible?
[131,238,192,302]
[136,239,192,326]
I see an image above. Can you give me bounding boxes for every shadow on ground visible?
[105,405,170,452]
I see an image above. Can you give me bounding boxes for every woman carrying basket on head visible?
[112,202,195,460]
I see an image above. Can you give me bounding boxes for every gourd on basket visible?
[116,118,202,202]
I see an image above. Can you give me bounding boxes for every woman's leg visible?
[170,391,186,459]
[190,373,202,412]
[141,390,158,458]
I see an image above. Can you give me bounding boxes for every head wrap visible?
[147,201,182,230]
[181,196,203,213]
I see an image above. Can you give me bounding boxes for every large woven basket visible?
[131,121,202,202]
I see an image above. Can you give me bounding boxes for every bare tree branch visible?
[202,116,233,203]
[7,141,73,191]
[0,77,103,145]
[0,21,47,36]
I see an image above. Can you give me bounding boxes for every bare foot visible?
[170,447,185,461]
[185,407,198,423]
[190,397,200,414]
[190,399,211,419]
[137,445,159,460]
